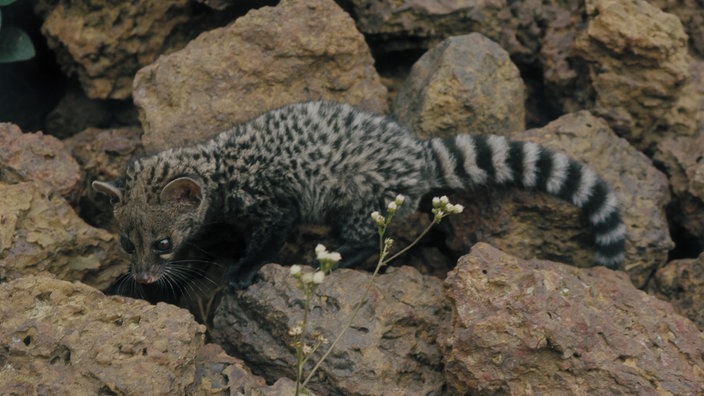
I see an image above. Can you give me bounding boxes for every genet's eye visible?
[120,235,135,254]
[153,238,172,254]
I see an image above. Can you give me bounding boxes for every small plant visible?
[0,0,35,63]
[289,195,464,394]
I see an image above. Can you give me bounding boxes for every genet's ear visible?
[160,177,203,207]
[92,181,123,204]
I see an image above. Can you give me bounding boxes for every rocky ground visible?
[1,0,703,394]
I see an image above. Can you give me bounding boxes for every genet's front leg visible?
[225,204,297,289]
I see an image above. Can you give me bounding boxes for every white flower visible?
[432,196,440,207]
[327,252,342,263]
[315,244,326,256]
[387,201,398,212]
[447,203,464,214]
[312,271,325,284]
[394,194,406,205]
[301,272,314,284]
[289,264,302,276]
[371,211,385,226]
[302,344,313,355]
[288,325,303,336]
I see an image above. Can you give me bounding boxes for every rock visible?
[191,343,268,394]
[653,58,704,252]
[0,123,81,202]
[0,275,205,394]
[343,0,548,62]
[37,0,196,99]
[392,33,525,139]
[211,263,447,395]
[0,182,126,290]
[133,0,388,152]
[654,131,704,252]
[64,126,144,230]
[573,0,696,151]
[440,243,704,395]
[651,0,704,57]
[647,253,704,331]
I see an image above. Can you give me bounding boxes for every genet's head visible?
[92,176,207,284]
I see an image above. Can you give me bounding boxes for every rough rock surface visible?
[134,0,388,152]
[64,126,144,230]
[0,182,126,290]
[349,0,697,152]
[37,0,196,99]
[0,123,81,201]
[651,0,704,57]
[212,263,448,395]
[0,276,205,394]
[440,243,704,395]
[654,131,704,250]
[343,0,547,61]
[573,0,695,151]
[392,33,525,139]
[0,276,274,395]
[654,58,704,251]
[647,253,704,331]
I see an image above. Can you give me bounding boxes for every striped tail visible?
[426,134,626,269]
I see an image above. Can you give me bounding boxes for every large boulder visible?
[441,243,704,395]
[0,276,273,395]
[133,0,388,152]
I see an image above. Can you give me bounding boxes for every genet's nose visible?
[134,272,156,284]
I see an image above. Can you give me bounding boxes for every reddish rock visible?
[134,0,388,152]
[440,243,704,395]
[0,123,81,201]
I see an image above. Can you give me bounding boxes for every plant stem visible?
[383,220,436,264]
[302,247,389,387]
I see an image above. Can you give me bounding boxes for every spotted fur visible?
[93,101,626,289]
